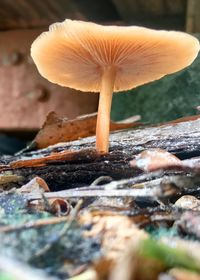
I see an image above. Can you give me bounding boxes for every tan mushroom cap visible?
[31,19,200,92]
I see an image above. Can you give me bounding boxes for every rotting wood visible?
[10,173,200,204]
[0,117,200,190]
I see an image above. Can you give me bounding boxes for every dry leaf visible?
[80,211,148,260]
[130,148,181,172]
[33,112,141,149]
[79,211,147,280]
[50,198,71,216]
[29,198,71,215]
[17,176,50,193]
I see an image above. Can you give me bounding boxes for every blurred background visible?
[0,0,200,154]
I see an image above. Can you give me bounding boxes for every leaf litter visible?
[1,115,200,279]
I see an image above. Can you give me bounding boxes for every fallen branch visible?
[0,116,200,189]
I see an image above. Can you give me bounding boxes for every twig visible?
[90,176,113,186]
[26,187,159,201]
[32,199,83,258]
[0,216,68,234]
[0,200,82,234]
[15,141,37,156]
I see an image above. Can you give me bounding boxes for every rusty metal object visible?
[0,29,98,131]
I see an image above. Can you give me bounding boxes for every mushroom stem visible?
[96,67,116,153]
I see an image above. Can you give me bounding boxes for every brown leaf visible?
[79,211,148,280]
[49,198,71,216]
[130,148,182,172]
[17,176,50,193]
[33,112,141,149]
[80,212,148,260]
[29,198,72,215]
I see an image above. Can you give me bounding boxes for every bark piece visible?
[0,116,200,190]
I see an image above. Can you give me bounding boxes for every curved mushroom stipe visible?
[31,19,200,153]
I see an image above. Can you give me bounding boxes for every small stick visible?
[0,200,82,234]
[0,216,68,234]
[26,188,159,201]
[32,199,83,258]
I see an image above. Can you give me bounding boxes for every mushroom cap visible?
[31,19,200,92]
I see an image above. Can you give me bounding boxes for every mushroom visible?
[31,19,199,153]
